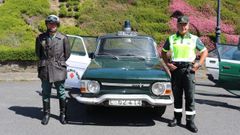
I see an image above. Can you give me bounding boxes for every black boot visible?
[168,112,182,127]
[41,101,50,125]
[186,115,198,133]
[59,99,67,124]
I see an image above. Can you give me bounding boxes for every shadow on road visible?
[8,90,171,126]
[196,92,239,99]
[8,106,59,121]
[196,99,240,111]
[9,106,42,120]
[66,98,169,126]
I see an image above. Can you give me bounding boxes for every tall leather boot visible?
[41,101,50,125]
[186,115,198,133]
[168,112,182,127]
[59,99,67,124]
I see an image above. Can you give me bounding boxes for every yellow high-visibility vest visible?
[168,34,198,62]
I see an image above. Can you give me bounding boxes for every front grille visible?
[101,82,150,87]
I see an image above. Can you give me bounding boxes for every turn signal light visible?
[80,87,87,93]
[163,89,172,95]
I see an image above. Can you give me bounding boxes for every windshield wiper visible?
[120,54,146,60]
[98,52,119,60]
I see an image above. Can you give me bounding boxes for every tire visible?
[152,106,166,117]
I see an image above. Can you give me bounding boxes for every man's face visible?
[46,23,57,32]
[177,23,189,35]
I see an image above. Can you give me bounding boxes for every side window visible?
[232,50,240,61]
[218,44,239,61]
[82,37,98,52]
[67,36,86,56]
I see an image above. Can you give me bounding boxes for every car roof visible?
[98,32,154,39]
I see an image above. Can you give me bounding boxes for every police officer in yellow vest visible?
[162,16,208,133]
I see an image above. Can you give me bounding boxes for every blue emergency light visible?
[117,20,137,36]
[124,20,131,32]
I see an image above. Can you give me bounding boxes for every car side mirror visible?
[89,52,95,59]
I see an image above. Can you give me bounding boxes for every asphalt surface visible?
[0,79,239,135]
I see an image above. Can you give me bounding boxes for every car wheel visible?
[152,106,166,117]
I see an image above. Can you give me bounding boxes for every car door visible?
[205,49,219,80]
[217,44,240,95]
[65,35,97,89]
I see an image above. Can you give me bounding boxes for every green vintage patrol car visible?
[72,21,173,116]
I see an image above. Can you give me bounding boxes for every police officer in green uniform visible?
[35,15,71,125]
[161,16,208,133]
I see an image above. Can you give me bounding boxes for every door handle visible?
[210,60,216,63]
[223,66,231,69]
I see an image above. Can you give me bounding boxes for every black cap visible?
[177,16,189,23]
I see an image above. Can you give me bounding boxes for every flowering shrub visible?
[169,0,239,50]
[225,34,239,45]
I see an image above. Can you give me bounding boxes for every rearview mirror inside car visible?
[89,52,95,59]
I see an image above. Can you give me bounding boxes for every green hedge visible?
[0,0,50,61]
[0,46,36,61]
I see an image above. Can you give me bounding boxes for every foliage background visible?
[0,0,239,61]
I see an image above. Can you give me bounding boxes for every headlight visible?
[88,81,100,93]
[151,82,165,96]
[80,80,100,94]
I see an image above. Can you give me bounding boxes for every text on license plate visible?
[109,99,142,106]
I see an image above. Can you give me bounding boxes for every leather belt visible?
[172,62,192,68]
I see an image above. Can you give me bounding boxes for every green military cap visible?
[177,15,189,23]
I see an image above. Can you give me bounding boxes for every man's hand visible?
[167,63,177,71]
[191,62,201,72]
[192,49,208,72]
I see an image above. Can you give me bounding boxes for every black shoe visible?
[186,121,198,133]
[59,99,67,124]
[168,118,181,127]
[60,113,67,124]
[41,101,50,125]
[41,113,50,125]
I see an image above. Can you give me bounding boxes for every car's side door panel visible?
[217,44,240,95]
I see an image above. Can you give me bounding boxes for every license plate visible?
[109,99,142,106]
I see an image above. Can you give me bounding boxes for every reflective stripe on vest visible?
[169,34,198,62]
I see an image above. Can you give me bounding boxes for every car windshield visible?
[218,44,240,61]
[96,37,157,58]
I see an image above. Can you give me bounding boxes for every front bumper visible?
[75,94,173,106]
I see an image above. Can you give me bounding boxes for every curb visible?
[0,72,39,81]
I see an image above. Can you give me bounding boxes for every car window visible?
[81,36,98,53]
[207,48,218,58]
[218,44,240,61]
[67,36,86,56]
[97,37,156,57]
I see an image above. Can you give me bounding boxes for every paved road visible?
[0,80,239,135]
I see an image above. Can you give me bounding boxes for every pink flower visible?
[169,0,236,42]
[224,34,239,45]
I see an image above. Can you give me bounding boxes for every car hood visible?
[82,57,170,81]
